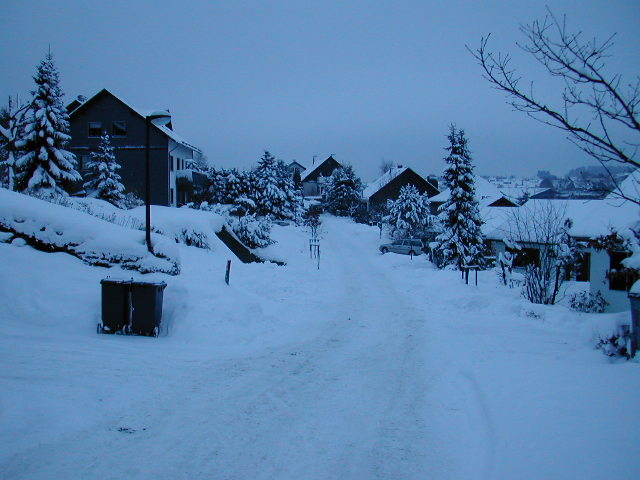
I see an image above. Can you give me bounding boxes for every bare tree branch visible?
[466,8,640,181]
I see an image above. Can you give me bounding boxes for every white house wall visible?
[589,248,630,312]
[168,140,196,207]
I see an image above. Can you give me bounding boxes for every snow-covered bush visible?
[324,165,363,217]
[596,325,631,359]
[227,214,274,249]
[385,184,432,240]
[570,290,609,313]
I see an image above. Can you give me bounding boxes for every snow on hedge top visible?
[0,189,179,274]
[126,205,227,250]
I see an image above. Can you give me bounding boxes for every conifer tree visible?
[15,52,81,194]
[253,151,288,219]
[325,165,363,216]
[0,96,28,190]
[386,184,432,239]
[84,134,125,206]
[433,125,485,269]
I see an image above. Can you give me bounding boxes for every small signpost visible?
[225,260,232,285]
[310,238,320,270]
[461,265,479,285]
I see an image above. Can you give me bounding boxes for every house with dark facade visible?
[362,166,439,211]
[302,155,342,198]
[66,89,204,206]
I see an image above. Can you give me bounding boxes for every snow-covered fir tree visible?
[253,151,299,220]
[253,151,285,217]
[84,134,125,206]
[433,125,484,269]
[325,165,363,216]
[14,52,81,194]
[386,184,432,239]
[276,159,303,221]
[0,96,29,190]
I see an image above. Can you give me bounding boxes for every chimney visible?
[427,175,439,190]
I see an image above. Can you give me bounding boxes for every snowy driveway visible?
[1,216,639,479]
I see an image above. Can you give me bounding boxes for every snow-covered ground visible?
[1,209,639,479]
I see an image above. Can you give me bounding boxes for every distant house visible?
[429,176,517,215]
[287,161,306,178]
[302,155,342,198]
[362,166,439,211]
[67,88,203,206]
[484,198,640,312]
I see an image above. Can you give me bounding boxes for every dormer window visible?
[88,121,103,137]
[112,120,126,137]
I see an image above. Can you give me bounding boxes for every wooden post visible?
[225,260,231,285]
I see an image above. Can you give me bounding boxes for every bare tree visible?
[502,201,577,305]
[469,9,639,205]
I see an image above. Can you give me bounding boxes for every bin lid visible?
[100,278,133,285]
[130,280,167,289]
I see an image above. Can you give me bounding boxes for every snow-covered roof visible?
[362,166,409,200]
[483,199,640,241]
[607,169,639,202]
[430,176,507,206]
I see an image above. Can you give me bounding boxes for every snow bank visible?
[0,189,179,274]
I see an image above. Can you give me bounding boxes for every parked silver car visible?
[379,238,425,255]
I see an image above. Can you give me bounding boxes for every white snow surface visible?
[1,209,639,479]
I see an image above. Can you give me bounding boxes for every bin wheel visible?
[97,323,103,334]
[152,326,159,338]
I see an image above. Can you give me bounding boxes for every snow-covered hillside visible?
[0,200,639,479]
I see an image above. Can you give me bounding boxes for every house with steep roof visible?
[301,155,342,198]
[362,166,439,211]
[67,88,204,206]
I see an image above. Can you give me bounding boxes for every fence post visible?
[225,260,231,285]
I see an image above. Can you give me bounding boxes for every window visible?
[88,121,102,137]
[112,120,126,137]
[170,188,174,205]
[170,156,174,172]
[514,248,540,268]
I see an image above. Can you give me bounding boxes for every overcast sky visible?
[2,0,639,181]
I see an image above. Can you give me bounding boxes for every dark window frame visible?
[112,120,127,137]
[88,121,103,138]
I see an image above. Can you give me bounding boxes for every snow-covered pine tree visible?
[433,125,484,269]
[14,52,81,195]
[276,159,303,220]
[386,184,432,239]
[0,96,29,190]
[84,134,125,206]
[325,165,363,216]
[253,151,288,219]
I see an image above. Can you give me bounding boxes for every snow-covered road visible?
[2,216,639,479]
